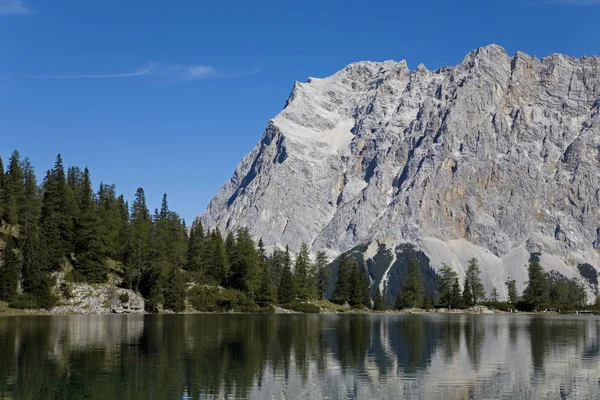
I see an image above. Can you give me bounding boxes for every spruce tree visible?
[0,155,4,221]
[348,264,362,307]
[314,251,330,300]
[490,287,499,302]
[225,231,236,260]
[373,287,386,311]
[277,246,295,303]
[506,279,519,304]
[206,229,229,284]
[228,228,261,298]
[73,168,106,283]
[395,258,424,309]
[21,230,56,309]
[163,266,186,312]
[332,256,354,305]
[255,240,275,306]
[438,265,460,309]
[186,219,205,272]
[1,151,24,228]
[522,260,549,310]
[462,258,485,307]
[97,183,122,259]
[126,188,152,291]
[359,263,371,307]
[0,235,19,301]
[19,159,40,240]
[451,278,463,309]
[294,243,311,300]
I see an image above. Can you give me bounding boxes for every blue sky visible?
[1,0,599,223]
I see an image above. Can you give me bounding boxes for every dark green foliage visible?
[0,236,19,301]
[506,279,519,304]
[281,301,320,313]
[188,286,257,312]
[437,264,460,309]
[228,228,261,298]
[373,287,386,311]
[294,243,311,300]
[395,258,424,309]
[522,259,549,310]
[548,278,586,310]
[277,248,296,304]
[490,287,499,302]
[125,187,152,291]
[314,251,330,300]
[8,293,38,309]
[0,156,4,220]
[332,255,355,305]
[255,240,275,306]
[19,159,41,239]
[205,229,229,284]
[1,151,24,226]
[163,267,186,312]
[186,219,205,272]
[462,258,485,307]
[73,168,106,283]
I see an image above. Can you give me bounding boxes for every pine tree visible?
[294,243,311,300]
[277,248,296,304]
[0,155,4,221]
[97,183,122,259]
[332,256,354,305]
[1,150,25,228]
[451,278,463,309]
[19,158,40,240]
[255,240,275,306]
[395,258,424,309]
[225,231,236,260]
[506,279,519,304]
[462,258,485,307]
[438,265,460,309]
[314,251,330,300]
[21,230,56,309]
[126,188,152,291]
[373,287,386,311]
[523,260,549,310]
[0,235,19,301]
[186,219,205,272]
[359,263,371,307]
[348,264,362,307]
[163,266,186,312]
[73,168,106,283]
[228,228,261,298]
[490,287,499,302]
[206,229,229,284]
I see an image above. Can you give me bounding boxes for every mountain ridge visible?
[201,44,600,300]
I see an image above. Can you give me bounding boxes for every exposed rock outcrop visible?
[201,45,600,300]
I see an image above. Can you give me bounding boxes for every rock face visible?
[201,45,600,300]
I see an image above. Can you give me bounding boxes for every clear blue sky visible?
[1,0,599,223]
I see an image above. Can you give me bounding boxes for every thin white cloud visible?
[37,63,156,79]
[9,63,261,82]
[0,0,33,15]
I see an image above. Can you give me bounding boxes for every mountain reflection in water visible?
[0,314,599,399]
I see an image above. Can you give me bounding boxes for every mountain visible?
[201,44,600,302]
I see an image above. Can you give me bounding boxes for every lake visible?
[0,314,599,399]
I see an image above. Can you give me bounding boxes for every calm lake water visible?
[0,314,599,399]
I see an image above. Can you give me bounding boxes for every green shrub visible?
[258,304,276,314]
[188,286,258,312]
[281,302,320,313]
[72,271,87,283]
[9,294,38,310]
[119,293,130,303]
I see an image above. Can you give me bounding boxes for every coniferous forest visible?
[0,150,593,314]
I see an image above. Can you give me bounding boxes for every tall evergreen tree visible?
[73,168,106,283]
[462,258,485,307]
[359,263,371,307]
[294,243,311,300]
[162,266,186,312]
[438,265,460,309]
[0,155,4,221]
[228,228,261,298]
[255,239,275,306]
[97,183,122,259]
[332,256,354,305]
[313,251,330,300]
[373,287,386,311]
[205,229,229,284]
[0,235,19,301]
[21,229,56,309]
[277,249,296,304]
[395,258,424,309]
[126,187,152,291]
[506,279,519,304]
[19,158,40,239]
[186,219,205,272]
[1,151,24,228]
[490,287,499,302]
[522,260,549,310]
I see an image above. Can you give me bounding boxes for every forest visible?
[0,150,593,313]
